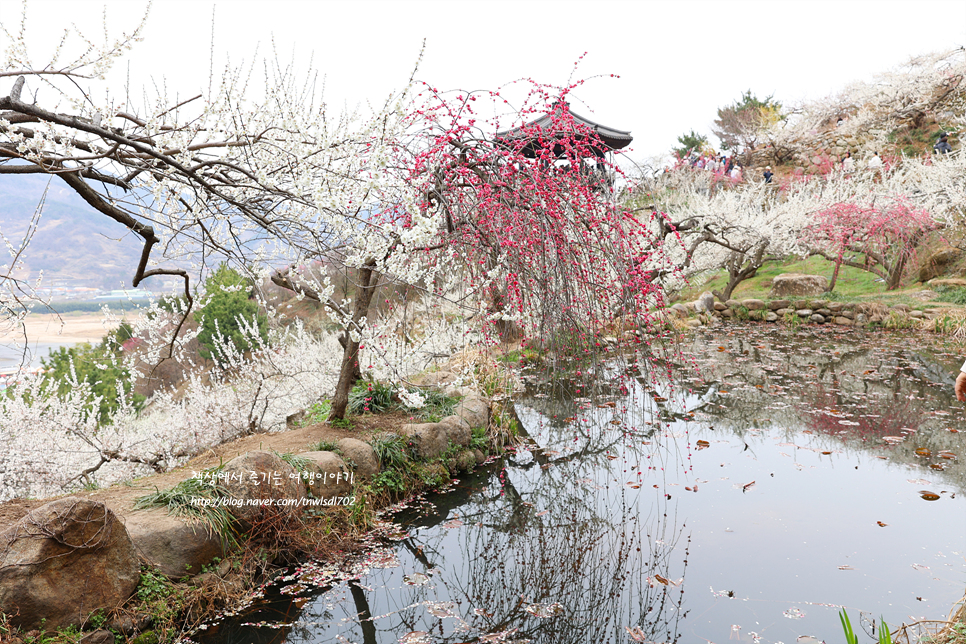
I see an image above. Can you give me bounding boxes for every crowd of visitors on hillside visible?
[667,131,956,185]
[668,152,744,181]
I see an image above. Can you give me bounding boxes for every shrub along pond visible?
[193,325,966,644]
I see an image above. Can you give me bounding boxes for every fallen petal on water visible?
[784,607,805,619]
[425,601,456,618]
[523,602,564,618]
[403,573,430,586]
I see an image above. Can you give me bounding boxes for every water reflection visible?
[194,325,966,644]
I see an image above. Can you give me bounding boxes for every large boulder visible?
[0,497,139,631]
[768,273,829,297]
[695,292,715,313]
[454,395,489,428]
[297,451,354,500]
[336,438,379,478]
[124,508,225,579]
[219,451,304,528]
[918,247,961,282]
[401,422,449,459]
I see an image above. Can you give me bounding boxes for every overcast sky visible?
[4,0,966,166]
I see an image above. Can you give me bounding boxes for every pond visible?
[193,325,966,644]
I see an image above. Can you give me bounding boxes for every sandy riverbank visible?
[2,313,121,345]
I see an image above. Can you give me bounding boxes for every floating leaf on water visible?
[403,573,430,586]
[939,451,957,460]
[425,601,457,618]
[523,602,564,618]
[696,440,710,450]
[920,492,941,501]
[399,632,432,644]
[625,482,641,489]
[606,454,619,460]
[838,565,854,570]
[535,510,549,516]
[742,481,756,492]
[912,563,930,570]
[908,479,931,485]
[821,451,832,455]
[610,420,622,425]
[441,518,463,529]
[930,463,946,471]
[883,436,905,444]
[652,396,668,402]
[654,574,670,585]
[915,448,932,457]
[877,521,888,527]
[624,625,647,642]
[784,607,805,619]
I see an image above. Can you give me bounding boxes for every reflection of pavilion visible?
[495,102,632,187]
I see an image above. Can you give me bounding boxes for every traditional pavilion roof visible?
[494,102,633,158]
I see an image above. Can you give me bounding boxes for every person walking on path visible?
[842,151,854,173]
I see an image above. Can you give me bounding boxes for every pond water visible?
[193,325,966,644]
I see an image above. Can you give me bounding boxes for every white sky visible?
[4,0,966,167]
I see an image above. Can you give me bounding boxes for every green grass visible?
[348,381,395,415]
[133,466,239,549]
[300,400,332,425]
[678,254,947,305]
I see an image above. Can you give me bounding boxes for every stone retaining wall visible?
[669,294,941,329]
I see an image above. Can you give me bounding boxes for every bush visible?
[39,321,144,424]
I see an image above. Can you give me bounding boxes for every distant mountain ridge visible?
[0,173,149,289]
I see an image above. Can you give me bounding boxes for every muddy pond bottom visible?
[193,326,966,644]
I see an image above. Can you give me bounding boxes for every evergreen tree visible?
[195,264,269,364]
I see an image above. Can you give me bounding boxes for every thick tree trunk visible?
[330,260,378,420]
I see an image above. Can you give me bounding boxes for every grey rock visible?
[741,299,766,310]
[909,310,925,319]
[220,451,304,527]
[720,309,735,318]
[840,310,856,320]
[713,301,727,311]
[809,314,826,324]
[769,273,829,297]
[438,415,471,448]
[828,301,845,312]
[454,395,489,429]
[685,319,702,328]
[725,299,741,309]
[911,290,939,301]
[695,291,715,312]
[765,312,778,322]
[832,316,853,326]
[796,309,813,317]
[816,308,832,317]
[124,508,225,579]
[402,422,449,459]
[669,303,690,318]
[80,631,115,644]
[0,498,139,631]
[298,451,353,500]
[336,438,379,478]
[891,303,911,312]
[768,299,791,310]
[808,300,829,309]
